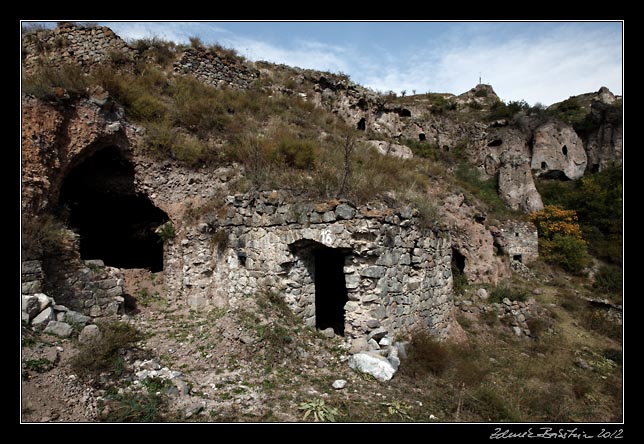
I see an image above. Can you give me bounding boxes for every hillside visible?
[20,23,623,424]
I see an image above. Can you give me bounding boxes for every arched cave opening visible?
[487,139,503,147]
[59,146,169,272]
[357,117,366,131]
[398,108,412,117]
[419,133,426,141]
[562,145,568,157]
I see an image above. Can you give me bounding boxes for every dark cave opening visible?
[357,117,366,131]
[562,145,568,157]
[59,146,169,272]
[419,133,426,141]
[314,247,349,336]
[451,247,466,274]
[487,139,503,147]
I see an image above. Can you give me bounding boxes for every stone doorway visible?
[59,146,169,272]
[289,239,350,336]
[314,247,349,336]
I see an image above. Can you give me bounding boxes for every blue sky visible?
[26,21,623,106]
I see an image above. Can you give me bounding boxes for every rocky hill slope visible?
[21,23,622,424]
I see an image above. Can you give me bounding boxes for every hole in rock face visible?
[487,139,503,147]
[59,146,169,272]
[357,117,366,131]
[418,133,426,141]
[562,145,568,157]
[513,254,522,262]
[451,247,466,274]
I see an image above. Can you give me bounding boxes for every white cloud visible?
[219,35,351,74]
[356,26,622,105]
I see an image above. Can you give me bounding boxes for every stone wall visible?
[172,191,455,341]
[22,24,137,73]
[173,48,259,89]
[500,221,539,264]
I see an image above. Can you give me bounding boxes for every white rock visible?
[332,379,347,390]
[379,336,392,347]
[79,324,101,345]
[35,293,54,312]
[32,307,54,327]
[348,351,397,382]
[43,321,73,338]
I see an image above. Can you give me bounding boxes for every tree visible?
[530,205,591,273]
[400,90,406,97]
[337,130,356,197]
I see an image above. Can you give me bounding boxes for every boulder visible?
[79,324,102,345]
[335,203,355,220]
[349,337,369,354]
[64,310,92,326]
[366,140,413,159]
[43,321,73,338]
[34,293,53,312]
[348,351,397,382]
[531,121,587,180]
[32,307,55,328]
[22,295,41,319]
[332,379,347,390]
[321,327,335,338]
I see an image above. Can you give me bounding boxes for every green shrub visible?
[276,136,317,170]
[593,264,622,298]
[21,214,69,260]
[22,63,90,100]
[101,391,166,422]
[540,235,591,274]
[70,320,143,377]
[489,286,528,303]
[156,221,175,242]
[400,330,450,378]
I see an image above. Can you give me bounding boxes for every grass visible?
[23,358,54,373]
[488,285,528,303]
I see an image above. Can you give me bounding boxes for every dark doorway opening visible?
[59,146,169,272]
[314,247,348,336]
[419,133,426,141]
[562,145,568,157]
[513,254,523,262]
[357,117,366,131]
[398,108,412,117]
[541,161,547,170]
[451,247,466,274]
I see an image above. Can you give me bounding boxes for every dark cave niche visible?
[357,117,366,131]
[59,146,169,272]
[451,247,465,274]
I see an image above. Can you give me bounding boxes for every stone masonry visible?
[22,24,138,73]
[500,221,539,264]
[173,48,259,89]
[174,191,455,341]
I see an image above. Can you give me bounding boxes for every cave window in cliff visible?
[59,146,169,272]
[562,145,568,157]
[357,118,366,131]
[513,254,523,262]
[541,161,547,170]
[487,139,503,147]
[399,108,412,117]
[419,133,426,141]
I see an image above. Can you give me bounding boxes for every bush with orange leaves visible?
[530,205,591,274]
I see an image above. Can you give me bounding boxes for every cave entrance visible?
[513,254,523,263]
[451,247,466,274]
[59,146,169,272]
[314,247,349,336]
[357,117,366,131]
[419,133,426,141]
